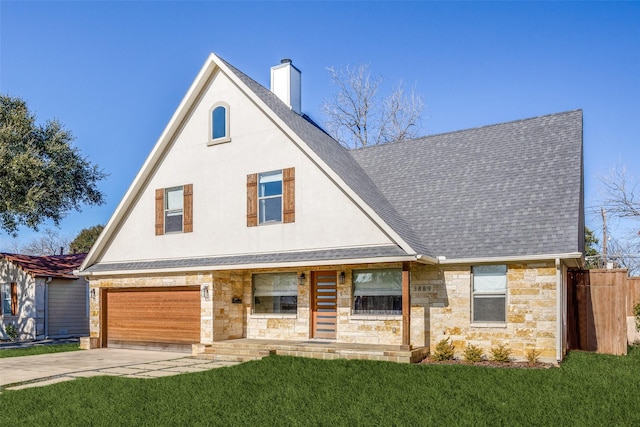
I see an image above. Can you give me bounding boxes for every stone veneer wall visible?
[88,260,561,359]
[243,264,408,344]
[88,272,215,344]
[428,261,560,363]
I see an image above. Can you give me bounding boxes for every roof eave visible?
[435,252,584,267]
[77,255,420,277]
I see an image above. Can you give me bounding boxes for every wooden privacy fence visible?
[567,269,631,356]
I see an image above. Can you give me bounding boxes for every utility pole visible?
[601,207,608,268]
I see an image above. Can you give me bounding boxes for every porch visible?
[195,339,429,364]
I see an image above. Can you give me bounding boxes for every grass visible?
[0,343,81,358]
[3,346,640,426]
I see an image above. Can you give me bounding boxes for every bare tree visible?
[596,164,640,275]
[607,235,640,276]
[599,165,640,220]
[20,228,70,256]
[322,64,424,149]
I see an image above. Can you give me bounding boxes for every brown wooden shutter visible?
[11,282,17,316]
[155,188,164,235]
[247,173,258,227]
[183,184,193,233]
[283,167,295,223]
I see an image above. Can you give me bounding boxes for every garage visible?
[105,286,200,351]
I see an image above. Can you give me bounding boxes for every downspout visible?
[44,277,52,339]
[555,258,562,362]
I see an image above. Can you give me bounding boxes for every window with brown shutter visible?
[247,173,258,227]
[156,184,193,234]
[248,168,295,226]
[283,167,295,223]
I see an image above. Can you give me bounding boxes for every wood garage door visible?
[105,287,200,349]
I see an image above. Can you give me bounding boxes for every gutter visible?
[433,252,583,265]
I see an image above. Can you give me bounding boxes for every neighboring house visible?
[78,54,584,363]
[0,253,89,340]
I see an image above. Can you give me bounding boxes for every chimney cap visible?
[280,58,292,64]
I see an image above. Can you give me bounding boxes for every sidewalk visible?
[0,347,239,391]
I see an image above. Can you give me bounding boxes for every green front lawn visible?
[3,346,640,426]
[0,343,81,358]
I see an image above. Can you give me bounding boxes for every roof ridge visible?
[352,109,583,152]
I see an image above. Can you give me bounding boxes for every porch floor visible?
[197,339,429,364]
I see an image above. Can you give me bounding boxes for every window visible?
[353,269,402,315]
[258,170,283,224]
[165,186,184,233]
[209,103,230,144]
[472,265,507,323]
[1,283,17,316]
[155,184,193,235]
[247,168,295,227]
[253,273,298,314]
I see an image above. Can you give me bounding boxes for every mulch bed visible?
[420,356,556,369]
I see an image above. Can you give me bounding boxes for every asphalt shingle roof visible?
[84,246,408,273]
[84,56,584,273]
[350,110,584,259]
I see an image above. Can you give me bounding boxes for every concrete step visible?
[197,353,265,362]
[198,345,275,362]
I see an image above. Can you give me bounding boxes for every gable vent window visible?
[155,184,193,235]
[209,103,230,145]
[247,168,295,227]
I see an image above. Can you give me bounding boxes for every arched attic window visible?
[209,102,230,145]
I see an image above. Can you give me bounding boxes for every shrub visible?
[490,343,512,363]
[462,344,484,363]
[4,323,18,341]
[634,302,640,332]
[526,348,541,365]
[431,337,455,361]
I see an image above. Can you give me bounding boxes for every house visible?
[1,253,89,340]
[77,54,584,363]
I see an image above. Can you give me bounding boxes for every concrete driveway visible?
[0,348,239,391]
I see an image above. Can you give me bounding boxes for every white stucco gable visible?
[82,54,418,271]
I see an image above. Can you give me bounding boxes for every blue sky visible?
[1,1,639,251]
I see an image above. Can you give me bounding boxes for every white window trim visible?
[164,186,184,234]
[1,283,12,317]
[252,272,298,314]
[471,265,508,324]
[351,268,403,316]
[208,102,231,146]
[258,170,283,225]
